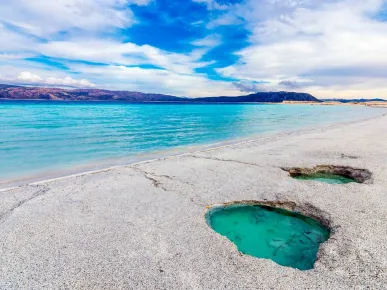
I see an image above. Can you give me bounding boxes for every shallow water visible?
[0,101,383,181]
[294,173,355,184]
[206,204,330,270]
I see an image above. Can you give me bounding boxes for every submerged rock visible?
[206,203,330,271]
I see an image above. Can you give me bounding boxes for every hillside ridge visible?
[0,84,320,103]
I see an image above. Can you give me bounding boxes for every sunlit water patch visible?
[206,204,330,270]
[294,173,356,184]
[0,101,383,182]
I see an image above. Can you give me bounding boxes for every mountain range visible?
[0,84,320,103]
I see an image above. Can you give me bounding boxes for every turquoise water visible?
[206,205,330,270]
[294,173,356,184]
[0,101,383,181]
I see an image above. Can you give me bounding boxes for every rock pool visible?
[284,165,372,184]
[206,204,330,270]
[293,172,356,184]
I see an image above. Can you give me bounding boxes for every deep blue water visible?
[0,101,383,181]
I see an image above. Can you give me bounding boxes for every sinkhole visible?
[206,203,330,271]
[284,165,372,184]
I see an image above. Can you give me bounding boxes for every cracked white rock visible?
[0,114,387,289]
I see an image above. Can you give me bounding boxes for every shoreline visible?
[282,100,387,107]
[1,98,387,107]
[1,113,387,288]
[2,110,386,192]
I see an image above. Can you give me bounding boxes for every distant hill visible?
[194,91,319,103]
[0,84,183,102]
[322,98,387,103]
[0,84,320,103]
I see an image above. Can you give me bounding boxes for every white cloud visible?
[17,71,42,83]
[2,70,96,88]
[37,38,214,75]
[0,63,241,97]
[206,12,243,28]
[0,23,36,52]
[0,16,228,96]
[45,76,96,88]
[0,17,217,77]
[70,64,241,97]
[0,0,151,37]
[192,34,222,47]
[194,0,244,28]
[2,0,387,98]
[193,0,231,10]
[130,0,153,5]
[0,53,31,60]
[217,0,387,98]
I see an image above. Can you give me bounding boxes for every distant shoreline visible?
[282,100,387,107]
[2,113,387,288]
[2,83,386,104]
[1,98,386,107]
[2,111,386,191]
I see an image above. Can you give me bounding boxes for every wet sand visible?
[1,113,387,289]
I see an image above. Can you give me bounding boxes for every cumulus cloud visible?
[1,0,387,98]
[70,64,241,97]
[17,71,42,83]
[0,0,151,37]
[45,76,96,88]
[217,0,387,98]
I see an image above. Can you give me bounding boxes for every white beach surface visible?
[1,113,387,289]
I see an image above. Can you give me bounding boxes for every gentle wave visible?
[0,101,384,181]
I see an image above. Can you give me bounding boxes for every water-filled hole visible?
[206,203,330,270]
[283,165,372,184]
[293,173,355,184]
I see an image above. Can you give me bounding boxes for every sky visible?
[0,0,387,99]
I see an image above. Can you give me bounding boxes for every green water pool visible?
[294,173,355,184]
[206,204,330,270]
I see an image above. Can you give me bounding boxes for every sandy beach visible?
[1,113,387,289]
[282,100,387,107]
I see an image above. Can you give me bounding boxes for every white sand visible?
[1,113,387,289]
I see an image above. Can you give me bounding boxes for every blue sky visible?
[0,0,387,98]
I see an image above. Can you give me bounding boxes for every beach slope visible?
[1,115,387,289]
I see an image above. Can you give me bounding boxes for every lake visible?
[0,101,383,182]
